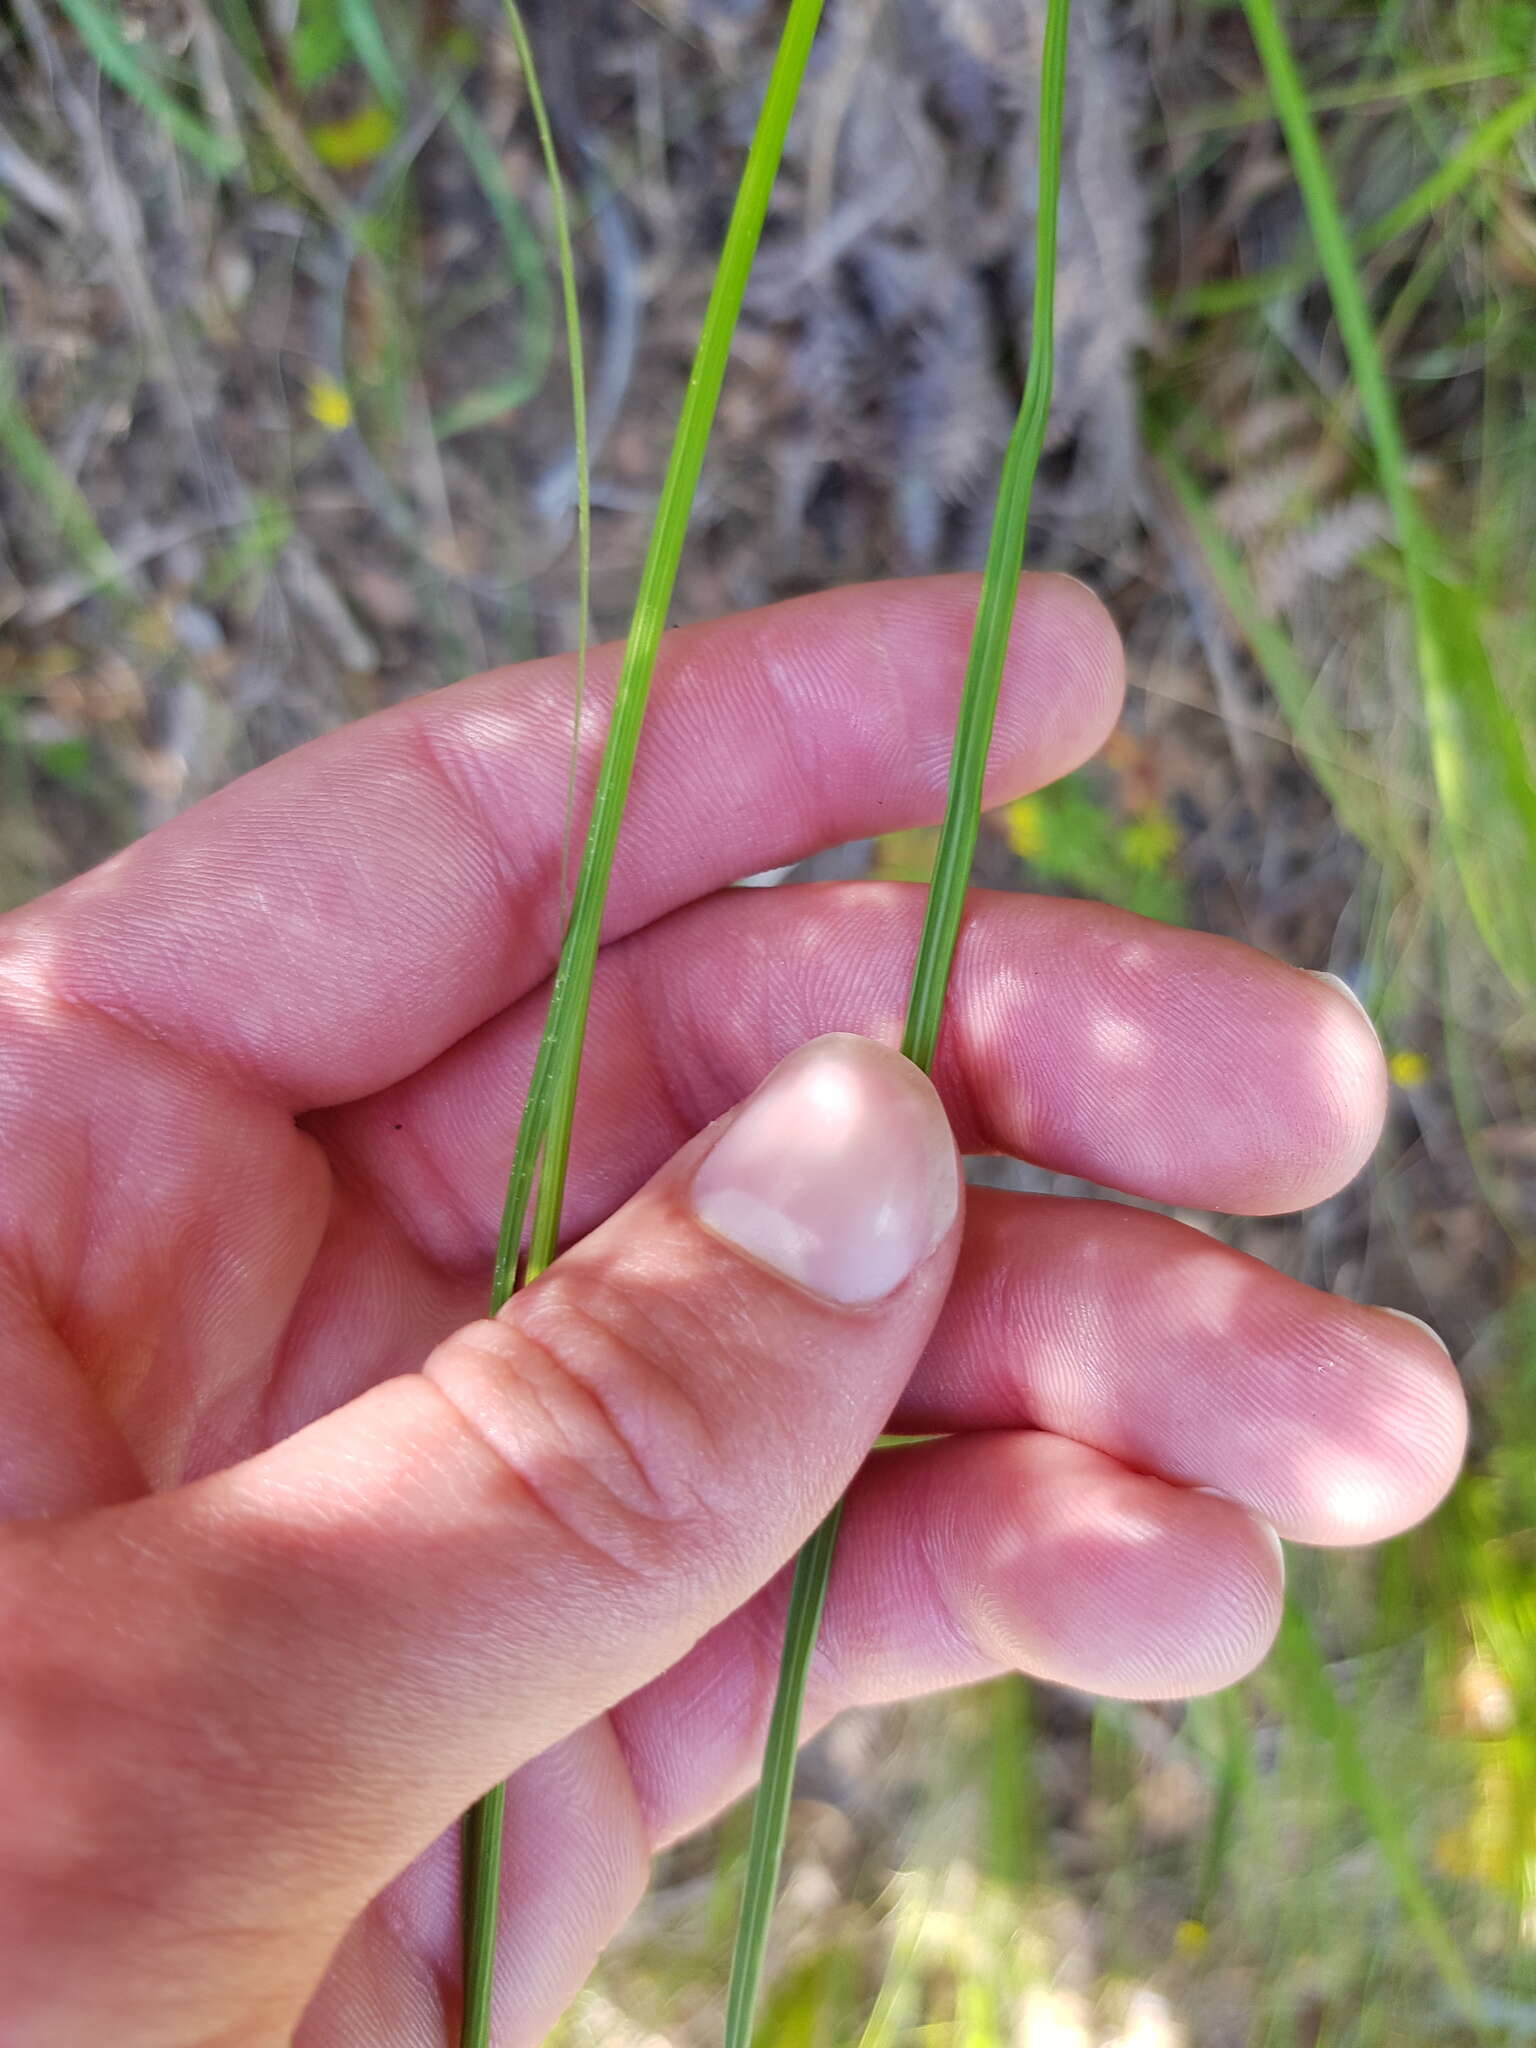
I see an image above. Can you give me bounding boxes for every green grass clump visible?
[1239,0,1536,998]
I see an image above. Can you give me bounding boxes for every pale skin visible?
[0,573,1465,2046]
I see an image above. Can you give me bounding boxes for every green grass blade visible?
[439,96,555,434]
[53,0,241,175]
[901,0,1069,1070]
[1239,0,1536,996]
[722,0,1072,2038]
[984,1675,1035,1891]
[723,1505,844,2048]
[0,333,124,596]
[1270,1601,1478,2014]
[1178,56,1523,133]
[1191,1684,1252,1919]
[459,1783,507,2048]
[512,0,826,1287]
[1416,574,1536,991]
[456,15,592,2034]
[500,0,591,917]
[1151,441,1396,857]
[339,0,405,110]
[1170,78,1536,319]
[1364,81,1536,250]
[457,9,825,2041]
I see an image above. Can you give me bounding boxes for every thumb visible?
[0,1035,960,2037]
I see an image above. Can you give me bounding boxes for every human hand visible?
[0,575,1465,2045]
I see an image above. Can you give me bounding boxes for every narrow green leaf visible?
[494,0,827,1307]
[1177,57,1524,134]
[900,0,1070,1072]
[1365,82,1536,249]
[500,0,592,919]
[1152,440,1395,857]
[0,333,124,592]
[1190,1684,1251,1918]
[439,96,556,431]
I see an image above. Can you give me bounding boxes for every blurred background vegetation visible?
[2,0,1535,2039]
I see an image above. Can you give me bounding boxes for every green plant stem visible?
[479,0,826,1326]
[457,7,826,2041]
[456,10,592,2042]
[722,1505,844,2048]
[900,0,1067,1068]
[721,0,1072,2040]
[500,0,591,918]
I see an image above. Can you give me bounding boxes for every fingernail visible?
[1375,1306,1453,1358]
[1307,970,1376,1032]
[1193,1487,1286,1576]
[691,1034,959,1305]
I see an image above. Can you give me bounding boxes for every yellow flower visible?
[1118,806,1181,873]
[306,374,353,434]
[1000,795,1044,860]
[308,103,397,171]
[1389,1049,1430,1089]
[1174,1919,1208,1955]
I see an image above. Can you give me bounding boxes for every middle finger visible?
[895,1187,1466,1546]
[319,882,1387,1270]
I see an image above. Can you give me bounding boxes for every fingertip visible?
[1187,958,1388,1216]
[958,1437,1284,1700]
[1273,969,1388,1211]
[1291,1307,1467,1546]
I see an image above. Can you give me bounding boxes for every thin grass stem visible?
[456,13,592,2036]
[721,0,1072,2038]
[722,1504,844,2048]
[457,7,826,2040]
[499,0,592,925]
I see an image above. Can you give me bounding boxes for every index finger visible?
[0,575,1121,1108]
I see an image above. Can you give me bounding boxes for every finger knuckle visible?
[434,1282,740,1582]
